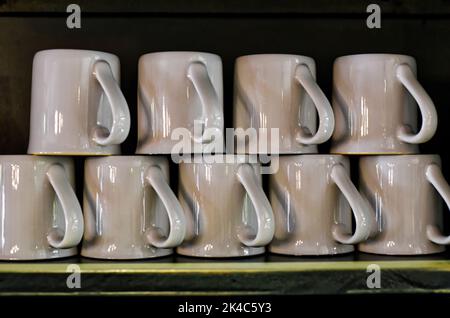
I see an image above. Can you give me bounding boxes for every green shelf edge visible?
[1,260,450,273]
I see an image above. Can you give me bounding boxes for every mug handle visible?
[144,165,186,248]
[425,164,450,245]
[46,164,84,249]
[294,64,335,145]
[236,164,274,247]
[92,60,131,146]
[396,64,438,144]
[187,61,223,144]
[331,164,376,245]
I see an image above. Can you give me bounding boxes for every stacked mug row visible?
[27,50,437,155]
[1,153,449,260]
[1,49,445,260]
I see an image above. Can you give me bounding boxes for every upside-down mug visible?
[269,155,376,255]
[359,155,450,255]
[0,156,83,260]
[81,156,186,259]
[331,54,437,154]
[136,52,224,154]
[177,155,274,257]
[233,54,334,154]
[28,49,130,155]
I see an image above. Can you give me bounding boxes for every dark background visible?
[0,0,449,237]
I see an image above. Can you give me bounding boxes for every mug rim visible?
[0,155,74,165]
[139,51,221,60]
[359,154,439,158]
[84,155,167,164]
[0,154,73,159]
[0,154,38,158]
[34,49,119,60]
[236,53,314,62]
[359,154,441,164]
[334,53,415,63]
[277,154,345,160]
[178,154,256,165]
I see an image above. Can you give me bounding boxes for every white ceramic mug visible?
[136,52,224,154]
[359,155,450,255]
[233,54,334,154]
[269,155,375,255]
[0,156,83,260]
[28,49,130,155]
[331,54,438,154]
[177,155,274,257]
[82,156,186,259]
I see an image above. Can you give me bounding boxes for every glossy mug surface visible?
[136,52,224,154]
[82,156,186,259]
[0,156,83,260]
[233,54,334,154]
[269,155,375,255]
[331,54,437,154]
[359,155,450,255]
[28,49,130,155]
[177,155,274,257]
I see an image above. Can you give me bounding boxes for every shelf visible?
[1,254,450,295]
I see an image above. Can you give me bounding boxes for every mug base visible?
[358,245,445,255]
[0,248,77,261]
[234,146,318,155]
[268,245,354,256]
[28,151,119,156]
[330,151,416,155]
[136,140,225,155]
[330,143,419,155]
[176,247,265,258]
[80,249,173,260]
